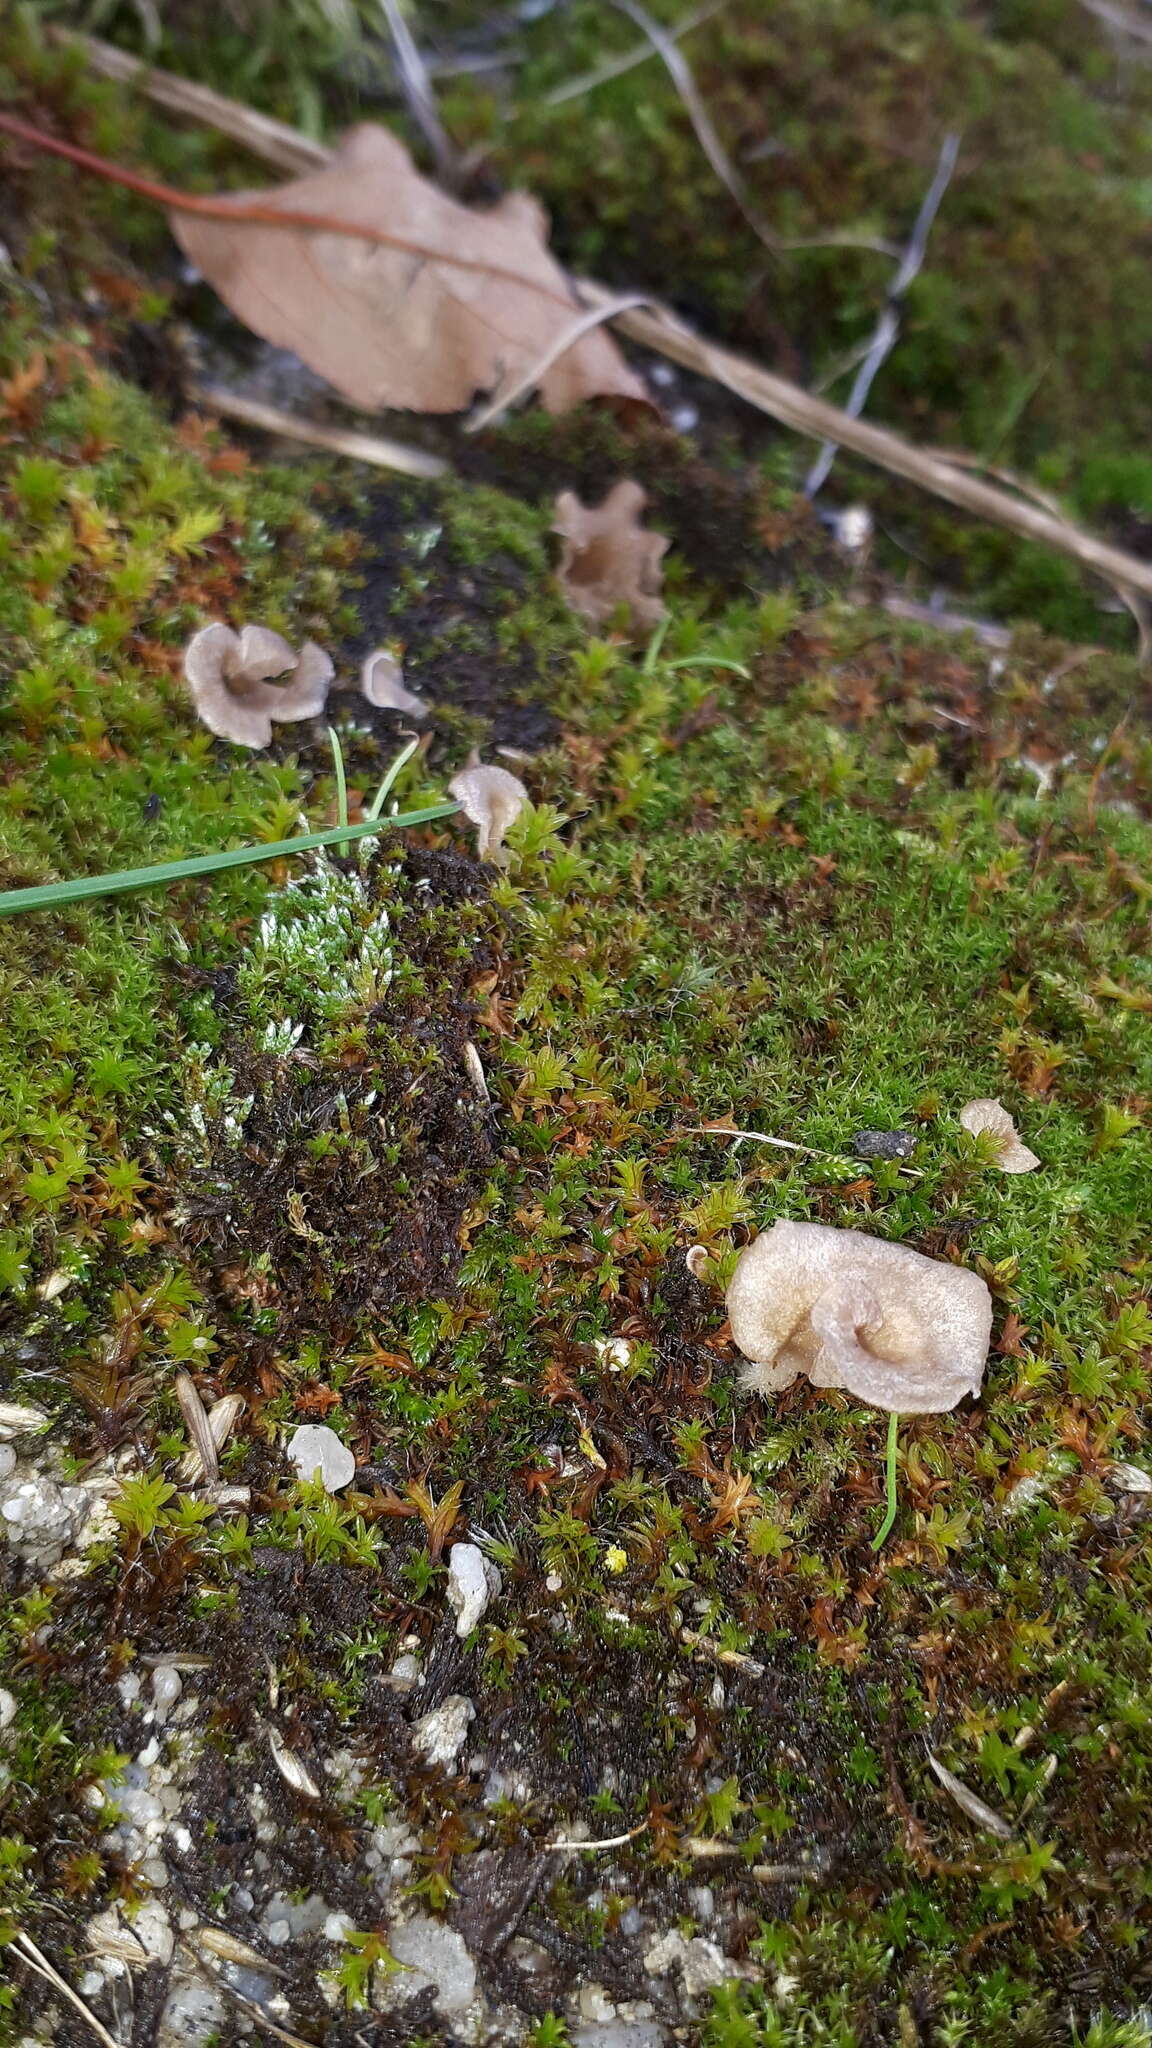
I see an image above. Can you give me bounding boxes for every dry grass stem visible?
[606,0,778,251]
[543,2,722,106]
[13,1933,124,2048]
[805,129,960,495]
[378,0,457,182]
[467,293,652,431]
[192,386,447,478]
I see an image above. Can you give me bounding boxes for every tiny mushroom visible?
[553,479,668,638]
[726,1219,992,1415]
[360,647,428,718]
[448,753,528,863]
[183,622,333,748]
[959,1098,1040,1173]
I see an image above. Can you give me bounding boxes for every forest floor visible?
[0,5,1151,2046]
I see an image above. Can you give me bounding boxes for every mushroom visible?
[448,754,528,863]
[552,480,668,638]
[726,1220,992,1416]
[959,1098,1040,1173]
[360,648,428,718]
[183,623,333,748]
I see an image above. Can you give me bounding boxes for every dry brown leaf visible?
[553,480,668,636]
[170,124,648,417]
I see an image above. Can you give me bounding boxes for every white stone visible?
[446,1544,502,1639]
[0,1688,16,1732]
[286,1424,355,1493]
[386,1651,422,1692]
[0,1446,15,1482]
[545,1571,563,1593]
[643,1930,755,1998]
[324,1911,355,1943]
[0,1475,88,1562]
[833,505,873,553]
[265,1919,291,1948]
[411,1694,475,1770]
[134,1901,175,1964]
[118,1673,142,1708]
[152,1667,183,1715]
[158,1972,226,2048]
[385,1916,476,2016]
[78,1971,106,1998]
[579,1981,617,2022]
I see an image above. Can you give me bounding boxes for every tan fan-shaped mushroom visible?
[448,756,528,863]
[553,480,668,638]
[183,623,333,748]
[360,649,428,718]
[726,1220,992,1415]
[959,1098,1040,1173]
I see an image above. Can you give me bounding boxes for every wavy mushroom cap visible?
[726,1219,992,1414]
[448,759,528,862]
[183,624,333,748]
[959,1097,1040,1173]
[360,649,428,717]
[553,479,668,638]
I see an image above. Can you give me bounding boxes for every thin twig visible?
[192,384,446,478]
[378,0,458,183]
[544,1,721,104]
[605,0,778,251]
[805,131,960,496]
[13,1933,124,2048]
[684,1123,815,1155]
[466,293,651,431]
[545,1820,649,1851]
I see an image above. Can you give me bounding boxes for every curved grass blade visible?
[0,802,458,919]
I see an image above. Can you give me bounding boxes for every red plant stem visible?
[0,109,576,308]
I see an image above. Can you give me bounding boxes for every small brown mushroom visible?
[959,1098,1040,1173]
[183,622,333,748]
[726,1219,992,1414]
[360,648,428,718]
[448,755,528,863]
[553,480,668,638]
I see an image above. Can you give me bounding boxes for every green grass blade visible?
[871,1409,901,1551]
[327,724,351,859]
[0,802,459,919]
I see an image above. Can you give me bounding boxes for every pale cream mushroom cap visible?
[448,758,528,862]
[726,1219,992,1414]
[182,624,333,748]
[360,648,428,717]
[959,1098,1040,1173]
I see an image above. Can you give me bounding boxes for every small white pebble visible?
[0,1446,16,1482]
[265,1919,292,1948]
[545,1571,563,1593]
[0,1689,16,1732]
[833,504,873,552]
[136,1738,161,1767]
[287,1424,355,1493]
[78,1971,106,1998]
[151,1666,183,1715]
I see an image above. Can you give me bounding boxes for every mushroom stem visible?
[871,1409,900,1551]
